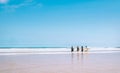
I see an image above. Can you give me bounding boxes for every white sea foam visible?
[0,47,120,55]
[89,47,120,51]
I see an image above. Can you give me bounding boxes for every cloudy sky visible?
[0,0,120,47]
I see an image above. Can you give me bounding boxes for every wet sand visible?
[0,52,120,73]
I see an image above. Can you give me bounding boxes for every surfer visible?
[71,46,74,52]
[85,46,88,52]
[77,46,79,52]
[81,46,84,52]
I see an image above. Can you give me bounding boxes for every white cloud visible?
[0,0,42,12]
[3,3,27,10]
[0,0,8,4]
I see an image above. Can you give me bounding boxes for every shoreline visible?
[0,51,120,56]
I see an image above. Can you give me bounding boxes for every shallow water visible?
[0,47,120,55]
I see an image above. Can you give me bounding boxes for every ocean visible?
[0,47,120,55]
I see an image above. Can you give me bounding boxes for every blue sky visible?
[0,0,120,47]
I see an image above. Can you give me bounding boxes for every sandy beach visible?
[0,0,120,73]
[0,52,120,73]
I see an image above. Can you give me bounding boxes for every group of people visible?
[71,46,88,52]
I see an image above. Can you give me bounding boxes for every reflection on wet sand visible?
[0,52,120,73]
[71,52,89,64]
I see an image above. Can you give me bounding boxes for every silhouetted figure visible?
[77,46,79,52]
[85,46,88,52]
[81,46,84,52]
[71,46,74,52]
[85,46,87,48]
